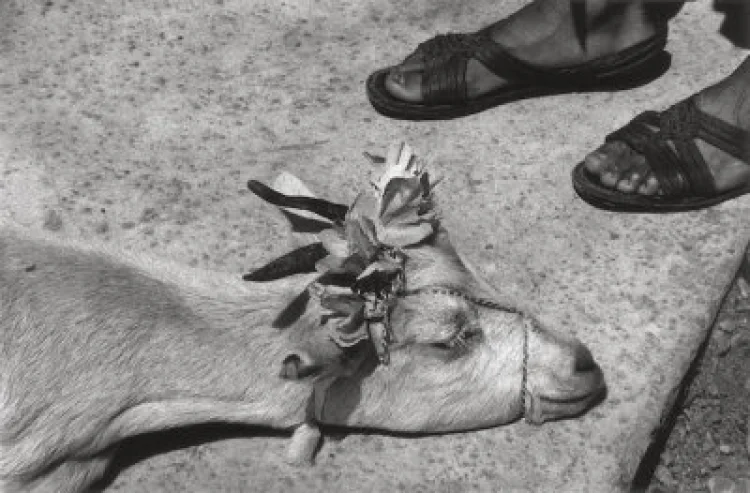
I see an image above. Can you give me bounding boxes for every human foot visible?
[575,56,750,212]
[584,57,750,196]
[385,0,663,103]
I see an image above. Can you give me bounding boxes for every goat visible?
[0,143,605,492]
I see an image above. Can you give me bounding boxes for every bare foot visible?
[385,0,661,103]
[583,56,750,197]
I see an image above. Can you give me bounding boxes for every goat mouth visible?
[536,392,599,406]
[524,370,606,424]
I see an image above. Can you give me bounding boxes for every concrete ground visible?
[0,0,748,491]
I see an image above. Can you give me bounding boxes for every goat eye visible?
[430,339,461,352]
[430,327,482,352]
[430,342,454,351]
[459,327,483,345]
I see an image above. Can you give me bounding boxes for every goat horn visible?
[243,242,329,282]
[247,180,349,226]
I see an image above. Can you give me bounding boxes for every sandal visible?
[572,97,750,212]
[366,27,670,121]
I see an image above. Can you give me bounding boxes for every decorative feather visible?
[247,180,348,226]
[243,242,328,281]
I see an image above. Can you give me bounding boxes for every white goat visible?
[0,143,605,492]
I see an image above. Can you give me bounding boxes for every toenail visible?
[617,180,634,193]
[642,176,659,194]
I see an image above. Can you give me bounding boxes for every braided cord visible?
[404,286,522,314]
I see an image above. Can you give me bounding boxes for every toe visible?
[384,68,424,103]
[616,175,638,193]
[584,141,630,187]
[616,156,650,194]
[599,168,622,188]
[637,173,660,195]
[583,141,629,174]
[584,140,661,195]
[583,150,608,173]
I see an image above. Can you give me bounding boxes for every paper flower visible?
[310,142,439,361]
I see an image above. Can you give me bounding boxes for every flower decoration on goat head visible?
[245,142,440,365]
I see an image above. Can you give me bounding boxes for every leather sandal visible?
[572,97,750,212]
[367,27,670,121]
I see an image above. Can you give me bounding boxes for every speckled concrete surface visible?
[0,0,748,492]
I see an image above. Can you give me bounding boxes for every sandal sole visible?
[571,162,750,213]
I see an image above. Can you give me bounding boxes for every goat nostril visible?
[574,344,597,373]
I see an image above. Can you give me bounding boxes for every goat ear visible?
[279,343,371,381]
[280,352,323,379]
[279,337,345,380]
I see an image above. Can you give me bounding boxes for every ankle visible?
[698,59,750,128]
[559,0,658,59]
[486,0,660,62]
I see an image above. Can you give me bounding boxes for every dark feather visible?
[272,289,312,329]
[243,242,329,282]
[247,180,348,226]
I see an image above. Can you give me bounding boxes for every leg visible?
[385,0,685,103]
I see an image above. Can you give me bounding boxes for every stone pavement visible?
[0,0,748,491]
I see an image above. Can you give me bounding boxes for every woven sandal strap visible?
[688,100,750,162]
[659,98,750,191]
[406,32,483,65]
[421,53,469,106]
[657,98,750,163]
[472,33,558,83]
[607,115,699,196]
